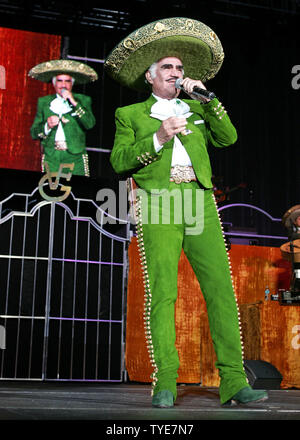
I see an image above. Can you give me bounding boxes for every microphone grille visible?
[175,78,183,89]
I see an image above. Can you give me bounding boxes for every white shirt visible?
[44,94,72,143]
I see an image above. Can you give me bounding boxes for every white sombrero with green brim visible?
[104,17,224,91]
[28,59,98,84]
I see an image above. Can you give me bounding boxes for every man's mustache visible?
[167,77,180,83]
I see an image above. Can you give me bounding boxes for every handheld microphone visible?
[61,88,69,100]
[175,78,216,100]
[61,88,72,106]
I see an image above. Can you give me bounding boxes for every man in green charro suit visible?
[104,17,268,408]
[29,59,97,176]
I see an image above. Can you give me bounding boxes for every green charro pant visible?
[135,182,249,405]
[43,150,90,176]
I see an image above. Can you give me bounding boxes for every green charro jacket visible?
[110,94,237,192]
[30,93,95,154]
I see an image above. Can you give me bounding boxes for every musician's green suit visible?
[110,94,249,405]
[31,93,95,176]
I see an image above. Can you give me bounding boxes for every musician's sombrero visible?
[104,17,224,91]
[28,59,98,84]
[282,205,300,228]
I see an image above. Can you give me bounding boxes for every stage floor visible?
[0,382,299,424]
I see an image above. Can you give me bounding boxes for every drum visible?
[280,239,300,263]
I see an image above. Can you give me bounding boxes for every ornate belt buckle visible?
[55,141,68,151]
[173,175,182,184]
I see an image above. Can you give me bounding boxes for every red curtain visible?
[0,27,61,171]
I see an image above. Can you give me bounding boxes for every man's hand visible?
[181,77,210,103]
[156,116,187,145]
[47,115,60,129]
[61,89,77,106]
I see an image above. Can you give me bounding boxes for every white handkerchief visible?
[50,96,72,116]
[150,98,193,120]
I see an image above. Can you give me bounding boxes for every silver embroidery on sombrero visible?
[135,194,158,395]
[212,192,246,364]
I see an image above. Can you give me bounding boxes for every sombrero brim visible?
[104,17,224,91]
[28,59,98,84]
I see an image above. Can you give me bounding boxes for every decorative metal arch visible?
[0,185,130,382]
[218,203,287,241]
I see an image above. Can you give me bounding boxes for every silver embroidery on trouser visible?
[135,194,158,395]
[212,192,246,366]
[82,153,90,177]
[41,153,45,172]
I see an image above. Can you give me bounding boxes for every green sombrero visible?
[104,17,224,91]
[28,59,98,84]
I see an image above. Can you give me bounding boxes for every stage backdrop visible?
[0,27,61,171]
